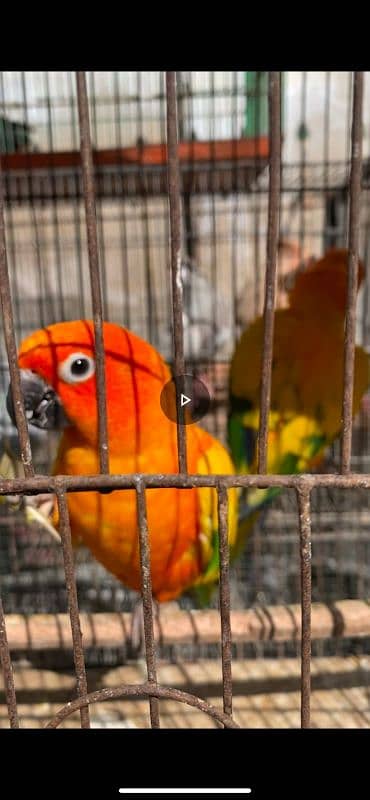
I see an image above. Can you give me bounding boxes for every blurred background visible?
[1,71,370,728]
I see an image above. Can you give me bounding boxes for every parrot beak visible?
[6,370,69,430]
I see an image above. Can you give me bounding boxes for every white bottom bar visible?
[118,790,252,795]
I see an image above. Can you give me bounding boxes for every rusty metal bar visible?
[0,163,34,478]
[55,487,90,728]
[0,595,19,728]
[217,485,233,717]
[76,71,109,475]
[165,71,187,473]
[135,479,160,728]
[45,682,239,729]
[4,599,370,651]
[297,487,312,728]
[341,71,364,474]
[257,72,281,473]
[3,471,370,497]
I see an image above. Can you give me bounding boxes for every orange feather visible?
[18,321,237,602]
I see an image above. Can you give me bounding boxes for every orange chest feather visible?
[52,427,212,597]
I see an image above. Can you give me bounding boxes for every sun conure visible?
[228,247,370,532]
[7,320,237,603]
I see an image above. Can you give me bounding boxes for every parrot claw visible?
[129,598,160,657]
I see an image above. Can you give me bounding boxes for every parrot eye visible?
[58,353,95,384]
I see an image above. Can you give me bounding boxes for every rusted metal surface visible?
[3,599,370,651]
[55,488,90,728]
[3,471,370,497]
[257,72,281,473]
[44,682,239,729]
[341,71,364,474]
[0,596,19,728]
[76,71,109,474]
[297,487,312,729]
[135,479,160,728]
[0,164,34,478]
[217,486,233,717]
[166,71,187,472]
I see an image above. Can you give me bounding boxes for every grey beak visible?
[6,370,69,430]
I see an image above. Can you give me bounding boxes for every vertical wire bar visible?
[209,73,218,435]
[345,72,354,170]
[135,479,160,728]
[341,71,364,474]
[137,71,157,346]
[56,488,90,728]
[217,485,233,717]
[0,162,34,478]
[113,71,131,330]
[43,71,65,320]
[18,73,46,330]
[160,72,172,352]
[89,72,109,318]
[0,594,19,728]
[297,487,312,728]
[257,72,281,473]
[68,70,86,319]
[253,72,262,318]
[76,71,109,474]
[298,72,307,260]
[231,71,240,339]
[165,71,187,473]
[251,80,263,590]
[317,73,332,634]
[323,72,331,249]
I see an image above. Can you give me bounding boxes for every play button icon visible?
[160,374,211,424]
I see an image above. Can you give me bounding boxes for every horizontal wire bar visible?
[2,472,370,496]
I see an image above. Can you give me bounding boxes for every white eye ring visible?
[58,352,95,384]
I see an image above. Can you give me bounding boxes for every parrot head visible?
[6,320,171,452]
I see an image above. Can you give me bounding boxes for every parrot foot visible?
[129,597,160,657]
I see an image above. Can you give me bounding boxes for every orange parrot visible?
[7,321,237,606]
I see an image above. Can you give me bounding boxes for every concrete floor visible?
[2,655,370,728]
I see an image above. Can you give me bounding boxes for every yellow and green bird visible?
[228,247,370,541]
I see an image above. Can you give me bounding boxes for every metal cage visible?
[0,71,369,729]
